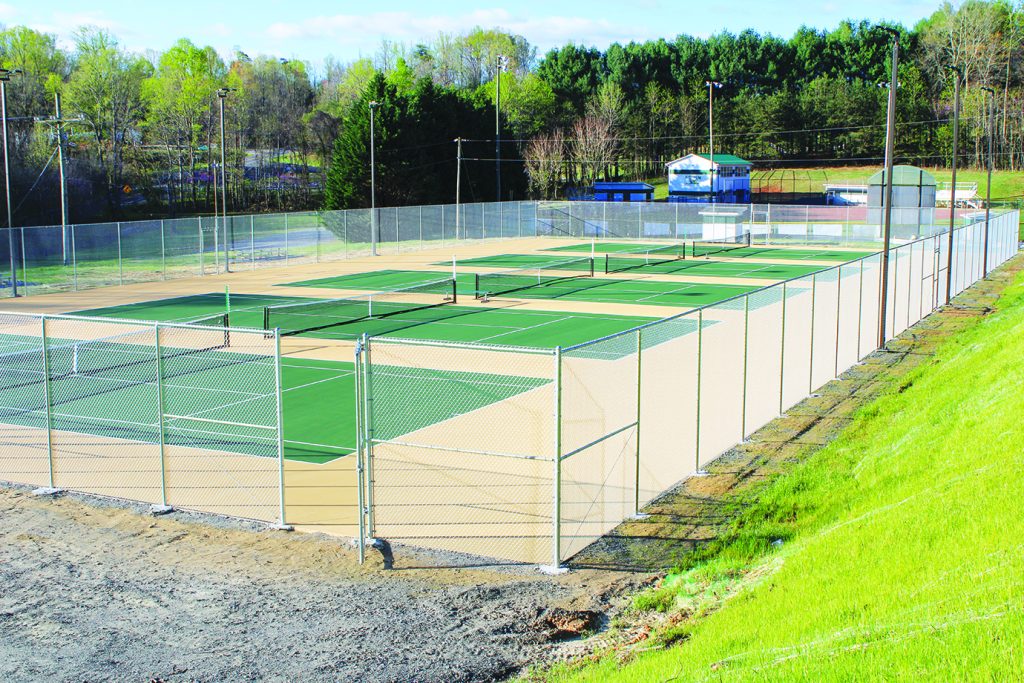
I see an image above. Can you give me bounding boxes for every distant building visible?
[592,181,654,202]
[665,153,751,203]
[866,165,936,231]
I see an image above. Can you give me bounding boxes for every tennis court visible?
[544,242,878,261]
[450,253,825,280]
[0,325,552,467]
[283,269,760,308]
[74,291,661,346]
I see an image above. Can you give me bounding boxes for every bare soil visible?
[0,488,649,682]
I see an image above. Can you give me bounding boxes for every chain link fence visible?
[0,207,1018,567]
[4,200,1008,297]
[357,210,1020,566]
[0,314,285,524]
[1,201,544,296]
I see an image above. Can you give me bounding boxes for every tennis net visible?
[263,278,457,336]
[691,232,752,258]
[604,243,686,274]
[474,257,594,299]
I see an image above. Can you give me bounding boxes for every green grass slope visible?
[551,265,1024,681]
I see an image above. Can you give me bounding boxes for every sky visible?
[24,0,940,73]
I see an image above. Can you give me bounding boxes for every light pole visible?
[876,27,899,347]
[705,80,723,203]
[943,64,963,305]
[1,68,21,296]
[369,100,379,256]
[216,87,235,272]
[980,86,995,277]
[495,55,509,202]
[454,137,462,240]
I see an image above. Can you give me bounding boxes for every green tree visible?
[63,28,151,216]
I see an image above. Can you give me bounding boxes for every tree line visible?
[1,0,1022,226]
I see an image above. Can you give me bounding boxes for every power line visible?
[459,116,986,145]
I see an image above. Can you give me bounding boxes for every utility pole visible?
[217,87,234,272]
[35,92,82,266]
[454,137,462,240]
[981,86,995,277]
[495,56,508,202]
[944,64,963,305]
[369,100,379,256]
[877,27,899,347]
[1,68,21,296]
[705,80,722,204]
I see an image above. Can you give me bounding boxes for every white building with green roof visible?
[666,153,752,204]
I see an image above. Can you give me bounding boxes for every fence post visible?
[284,213,289,265]
[834,267,843,378]
[343,210,348,259]
[274,328,287,528]
[741,295,750,439]
[116,222,123,285]
[857,258,865,359]
[695,309,704,473]
[199,217,205,275]
[250,215,256,270]
[19,227,26,294]
[419,205,423,248]
[71,224,78,291]
[316,213,322,263]
[808,273,817,393]
[891,246,899,337]
[518,201,522,238]
[354,338,366,564]
[362,333,375,536]
[160,220,167,280]
[779,282,787,414]
[40,316,55,488]
[154,324,169,508]
[551,346,563,569]
[634,330,642,514]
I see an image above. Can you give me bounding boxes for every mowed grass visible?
[546,264,1024,681]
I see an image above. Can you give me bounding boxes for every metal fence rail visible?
[357,210,1020,566]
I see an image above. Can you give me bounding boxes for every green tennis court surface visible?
[283,269,758,308]
[76,292,315,330]
[73,291,661,347]
[0,330,550,466]
[544,242,877,261]
[451,253,823,280]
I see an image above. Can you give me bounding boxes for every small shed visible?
[666,153,751,204]
[592,181,654,202]
[866,166,936,232]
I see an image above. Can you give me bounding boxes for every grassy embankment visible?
[544,258,1024,681]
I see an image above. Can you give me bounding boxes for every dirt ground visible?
[0,487,652,682]
[2,251,1019,682]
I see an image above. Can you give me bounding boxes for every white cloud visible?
[266,9,653,50]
